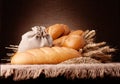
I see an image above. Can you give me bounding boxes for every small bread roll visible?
[62,35,85,50]
[46,24,71,40]
[11,47,80,64]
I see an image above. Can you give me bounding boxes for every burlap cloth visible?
[0,63,120,81]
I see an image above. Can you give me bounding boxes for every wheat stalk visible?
[80,30,116,63]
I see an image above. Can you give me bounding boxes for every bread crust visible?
[46,24,71,40]
[62,35,85,50]
[11,47,81,64]
[69,30,84,36]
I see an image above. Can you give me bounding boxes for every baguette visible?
[11,47,81,64]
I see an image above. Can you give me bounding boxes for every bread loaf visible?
[46,24,71,40]
[53,31,85,50]
[11,47,80,64]
[62,35,85,50]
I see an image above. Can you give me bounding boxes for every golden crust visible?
[11,47,81,64]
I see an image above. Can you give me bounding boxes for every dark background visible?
[1,0,120,62]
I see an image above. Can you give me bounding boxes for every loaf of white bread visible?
[11,47,81,64]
